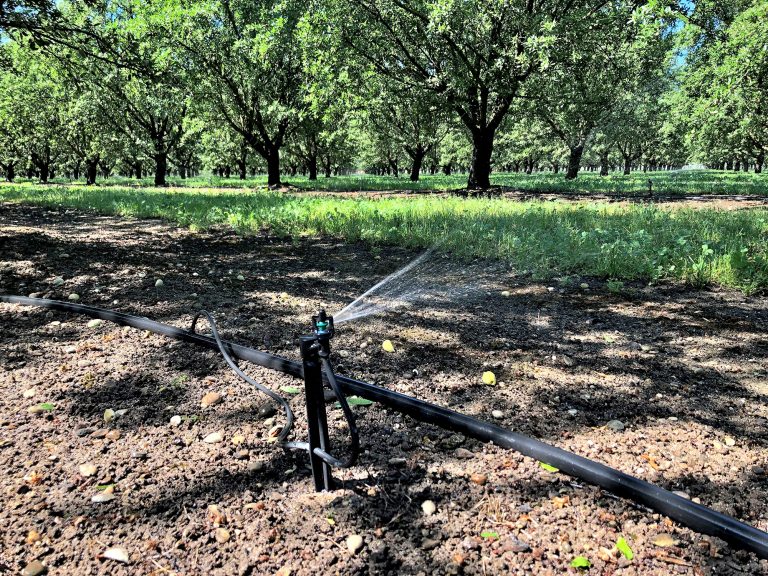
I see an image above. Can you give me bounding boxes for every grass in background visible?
[21,169,768,196]
[1,183,767,293]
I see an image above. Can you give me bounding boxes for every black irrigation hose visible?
[190,310,294,443]
[3,294,768,560]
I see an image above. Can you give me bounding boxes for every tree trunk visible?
[409,149,425,182]
[308,154,318,180]
[599,152,610,176]
[39,163,50,183]
[324,157,332,178]
[4,162,15,182]
[733,160,740,171]
[389,158,399,177]
[742,159,749,173]
[552,163,559,174]
[442,163,452,176]
[266,146,281,186]
[85,157,99,186]
[179,165,187,179]
[623,156,631,175]
[238,143,248,180]
[755,152,765,174]
[467,129,494,189]
[565,145,584,180]
[154,152,167,186]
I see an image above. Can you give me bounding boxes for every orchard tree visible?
[687,1,767,172]
[160,0,326,186]
[364,80,448,181]
[1,44,66,182]
[526,3,671,179]
[340,0,642,189]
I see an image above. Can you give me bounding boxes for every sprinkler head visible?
[312,309,335,339]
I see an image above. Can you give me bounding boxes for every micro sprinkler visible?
[291,309,358,491]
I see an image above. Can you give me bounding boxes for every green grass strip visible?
[2,182,767,293]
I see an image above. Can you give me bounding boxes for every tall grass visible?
[2,183,767,292]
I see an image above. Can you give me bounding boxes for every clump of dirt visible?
[1,202,767,575]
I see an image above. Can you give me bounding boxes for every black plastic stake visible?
[300,335,333,491]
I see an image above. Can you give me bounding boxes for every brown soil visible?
[1,201,767,576]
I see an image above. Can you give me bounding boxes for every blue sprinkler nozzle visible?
[312,309,335,339]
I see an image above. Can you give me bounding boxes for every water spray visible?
[2,294,768,559]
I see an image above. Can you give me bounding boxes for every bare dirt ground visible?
[1,201,767,576]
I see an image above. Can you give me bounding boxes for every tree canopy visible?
[1,0,766,187]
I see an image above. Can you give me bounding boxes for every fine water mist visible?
[334,247,486,325]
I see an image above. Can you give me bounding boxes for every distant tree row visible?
[0,0,764,189]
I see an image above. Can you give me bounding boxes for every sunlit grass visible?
[2,181,767,292]
[21,168,768,196]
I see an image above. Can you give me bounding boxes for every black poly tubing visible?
[3,295,768,559]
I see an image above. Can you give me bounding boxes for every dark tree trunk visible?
[308,154,318,180]
[72,161,80,181]
[238,143,248,180]
[742,159,749,173]
[389,158,399,177]
[39,163,50,183]
[525,159,533,175]
[552,163,559,174]
[565,145,584,180]
[442,163,452,176]
[323,156,332,178]
[154,153,167,186]
[623,157,631,175]
[266,146,281,186]
[4,162,15,182]
[224,166,231,178]
[85,157,99,185]
[733,160,740,171]
[467,129,494,189]
[134,162,143,179]
[179,165,187,179]
[599,152,610,177]
[755,152,764,174]
[409,149,425,182]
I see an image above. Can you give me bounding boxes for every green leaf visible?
[616,537,634,560]
[95,483,115,491]
[538,462,559,473]
[37,403,55,411]
[480,530,499,539]
[347,396,374,406]
[570,556,591,569]
[280,385,301,395]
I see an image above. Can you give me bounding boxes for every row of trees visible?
[0,1,764,188]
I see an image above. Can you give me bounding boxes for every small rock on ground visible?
[346,534,364,553]
[21,560,47,576]
[606,419,625,431]
[421,500,436,516]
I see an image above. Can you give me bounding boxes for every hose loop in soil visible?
[190,309,295,443]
